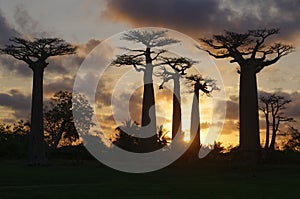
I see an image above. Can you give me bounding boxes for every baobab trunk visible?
[188,88,201,160]
[142,65,156,133]
[28,65,47,165]
[141,48,157,150]
[172,75,182,139]
[239,67,261,163]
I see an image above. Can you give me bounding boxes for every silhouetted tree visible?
[112,30,179,148]
[201,28,294,163]
[44,91,94,149]
[0,38,76,165]
[0,120,30,158]
[284,126,300,152]
[157,57,194,139]
[259,93,294,150]
[185,74,218,160]
[259,95,272,149]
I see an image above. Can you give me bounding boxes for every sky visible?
[0,0,300,147]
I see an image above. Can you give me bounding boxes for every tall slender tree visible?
[259,93,294,150]
[201,28,294,163]
[185,74,218,160]
[112,30,179,148]
[1,38,76,165]
[157,57,194,139]
[259,95,272,149]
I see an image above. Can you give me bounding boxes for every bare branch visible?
[201,28,294,74]
[121,30,179,48]
[186,74,219,96]
[156,66,174,89]
[0,37,76,65]
[111,54,145,71]
[160,56,195,75]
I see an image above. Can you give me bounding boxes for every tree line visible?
[0,28,298,165]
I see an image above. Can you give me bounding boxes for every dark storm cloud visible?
[104,0,300,40]
[0,89,31,119]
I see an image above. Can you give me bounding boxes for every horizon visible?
[0,0,299,149]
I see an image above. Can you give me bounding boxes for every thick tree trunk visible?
[142,65,156,133]
[141,48,157,150]
[28,66,47,165]
[188,88,201,160]
[172,75,181,138]
[264,111,270,150]
[239,67,261,164]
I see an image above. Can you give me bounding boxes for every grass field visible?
[0,159,300,199]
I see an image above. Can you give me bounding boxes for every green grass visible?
[0,159,300,199]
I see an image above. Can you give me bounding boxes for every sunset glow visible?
[0,0,299,150]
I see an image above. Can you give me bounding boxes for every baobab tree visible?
[157,57,194,139]
[201,28,294,162]
[0,37,76,165]
[112,30,179,148]
[185,74,218,160]
[259,93,294,150]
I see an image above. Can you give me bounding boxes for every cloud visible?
[13,5,50,37]
[44,76,75,95]
[0,89,31,119]
[0,9,19,45]
[0,55,32,78]
[103,0,300,40]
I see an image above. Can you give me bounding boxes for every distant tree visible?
[201,28,294,163]
[185,74,218,160]
[1,38,76,165]
[44,91,94,149]
[157,57,194,139]
[259,93,294,150]
[284,126,300,152]
[112,30,179,148]
[0,120,30,158]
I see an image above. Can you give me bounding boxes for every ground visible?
[0,159,299,199]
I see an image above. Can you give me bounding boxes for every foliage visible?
[185,74,219,95]
[201,28,294,73]
[121,30,179,48]
[0,37,77,65]
[284,126,300,152]
[112,120,169,152]
[44,91,95,148]
[0,120,30,158]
